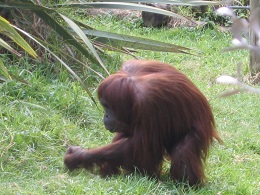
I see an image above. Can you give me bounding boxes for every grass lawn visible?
[0,16,259,194]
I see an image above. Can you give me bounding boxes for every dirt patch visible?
[85,8,196,28]
[86,9,141,20]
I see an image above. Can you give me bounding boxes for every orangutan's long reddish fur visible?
[64,60,222,186]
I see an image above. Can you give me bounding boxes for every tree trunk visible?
[249,0,260,74]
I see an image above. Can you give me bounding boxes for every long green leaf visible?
[68,18,189,54]
[0,2,54,12]
[0,38,21,57]
[0,0,221,8]
[0,58,12,80]
[90,0,221,6]
[0,16,37,58]
[13,25,97,106]
[81,29,190,53]
[59,14,109,75]
[70,18,189,53]
[93,41,139,57]
[32,10,103,65]
[53,2,193,23]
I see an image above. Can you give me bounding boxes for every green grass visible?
[1,17,259,194]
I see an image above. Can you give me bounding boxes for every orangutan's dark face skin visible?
[103,106,117,132]
[101,99,130,133]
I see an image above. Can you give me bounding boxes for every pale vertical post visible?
[249,0,260,74]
